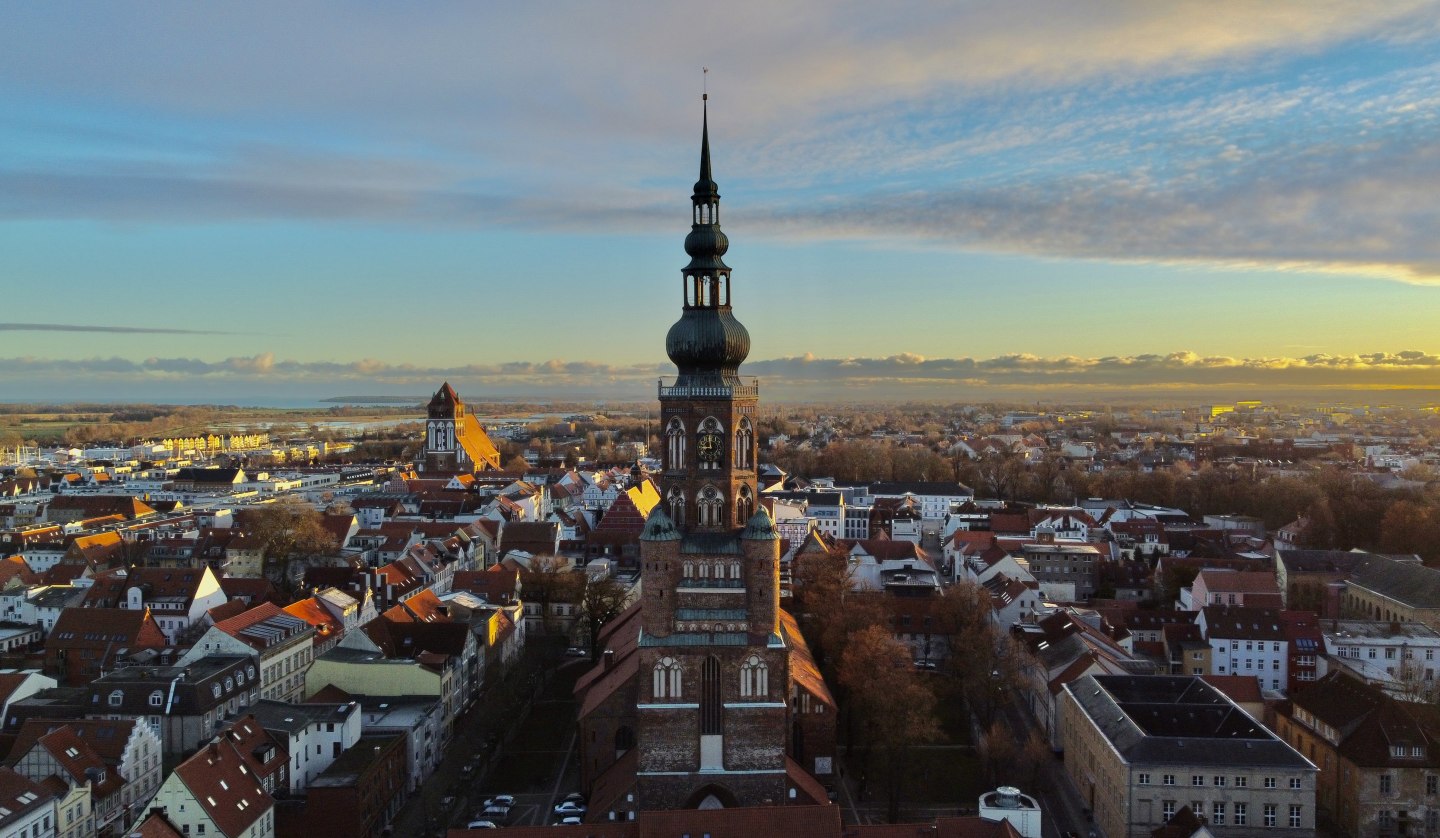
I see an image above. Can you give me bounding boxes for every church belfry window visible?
[667,487,686,527]
[736,484,754,524]
[666,418,686,470]
[697,485,724,527]
[735,417,753,469]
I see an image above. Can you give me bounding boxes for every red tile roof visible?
[35,725,125,800]
[0,767,55,830]
[172,739,274,838]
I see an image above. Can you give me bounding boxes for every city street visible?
[385,637,588,836]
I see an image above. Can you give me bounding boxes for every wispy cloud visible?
[0,323,228,335]
[3,2,1438,287]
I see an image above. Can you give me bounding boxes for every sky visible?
[3,1,1440,405]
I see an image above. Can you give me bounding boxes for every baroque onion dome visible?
[665,97,751,386]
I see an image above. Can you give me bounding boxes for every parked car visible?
[483,795,515,808]
[553,800,588,816]
[564,647,587,657]
[480,804,510,822]
[466,821,498,829]
[555,815,584,825]
[562,792,587,805]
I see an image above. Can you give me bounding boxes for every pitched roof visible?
[7,718,139,765]
[0,767,54,830]
[1286,672,1440,768]
[452,567,520,604]
[211,602,311,651]
[283,596,345,642]
[1194,570,1279,595]
[1199,606,1287,641]
[172,739,274,838]
[47,494,156,519]
[781,610,835,708]
[218,714,288,786]
[1348,555,1440,610]
[130,810,186,838]
[33,725,125,800]
[48,606,165,650]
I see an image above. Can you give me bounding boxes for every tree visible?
[929,583,1034,730]
[243,497,338,598]
[521,556,585,635]
[1381,500,1440,562]
[791,546,887,670]
[580,575,629,657]
[978,719,1017,787]
[838,625,942,822]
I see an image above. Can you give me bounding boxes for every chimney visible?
[603,649,614,669]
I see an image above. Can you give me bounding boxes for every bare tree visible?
[243,497,338,599]
[839,625,942,823]
[580,575,628,657]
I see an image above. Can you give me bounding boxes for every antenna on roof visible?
[703,67,708,101]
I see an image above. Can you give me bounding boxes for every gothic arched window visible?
[736,484,754,524]
[740,654,769,698]
[667,487,686,527]
[666,418,686,471]
[653,656,682,699]
[701,656,722,734]
[735,417,753,469]
[697,485,724,527]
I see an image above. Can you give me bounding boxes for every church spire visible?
[665,93,750,384]
[694,95,717,203]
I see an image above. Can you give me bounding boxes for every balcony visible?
[658,378,759,400]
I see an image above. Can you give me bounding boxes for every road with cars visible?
[383,637,591,836]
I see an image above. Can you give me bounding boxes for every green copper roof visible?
[741,507,779,541]
[640,506,680,542]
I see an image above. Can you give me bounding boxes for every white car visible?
[555,815,583,825]
[553,800,587,816]
[483,795,515,808]
[466,820,498,829]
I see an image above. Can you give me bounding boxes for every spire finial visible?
[697,71,714,192]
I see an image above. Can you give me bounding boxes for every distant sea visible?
[0,396,415,409]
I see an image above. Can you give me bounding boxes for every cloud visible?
[0,322,227,335]
[746,126,1440,283]
[2,349,1438,402]
[2,2,1439,291]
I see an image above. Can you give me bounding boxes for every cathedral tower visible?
[657,99,760,535]
[634,98,789,811]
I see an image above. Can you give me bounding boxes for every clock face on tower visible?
[697,432,725,463]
